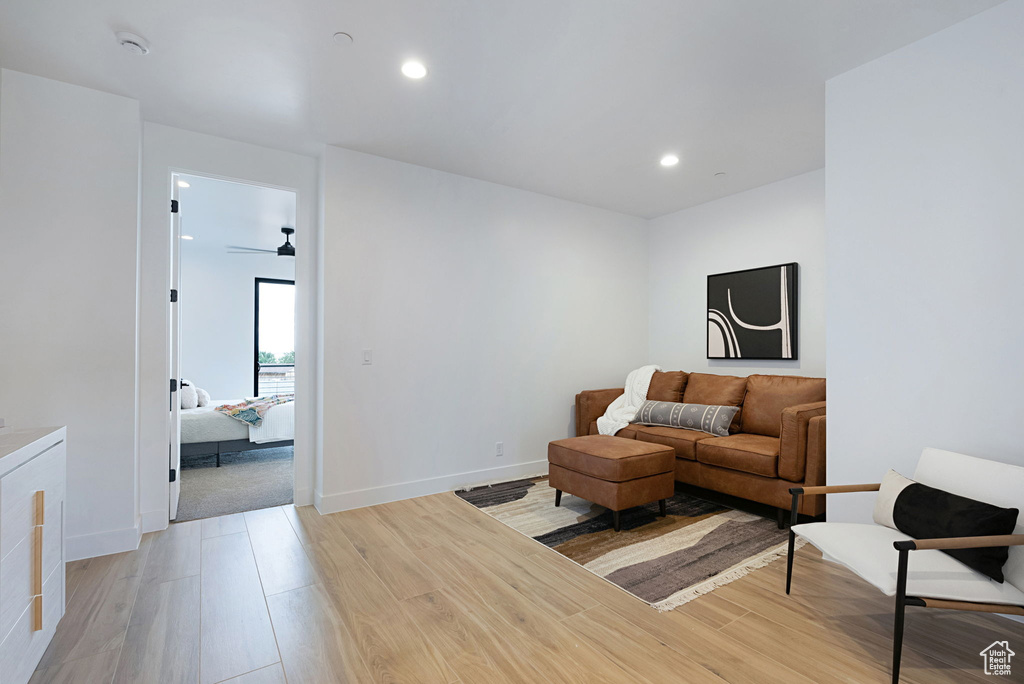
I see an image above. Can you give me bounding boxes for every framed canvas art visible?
[707,262,798,360]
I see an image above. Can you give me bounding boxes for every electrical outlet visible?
[362,349,372,365]
[495,442,504,457]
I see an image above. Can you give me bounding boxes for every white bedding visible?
[180,399,295,444]
[249,399,295,444]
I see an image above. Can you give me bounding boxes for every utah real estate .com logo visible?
[979,641,1014,676]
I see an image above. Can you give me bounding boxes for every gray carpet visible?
[175,446,294,522]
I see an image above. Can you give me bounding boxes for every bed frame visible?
[181,439,294,468]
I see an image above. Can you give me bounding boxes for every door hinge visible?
[170,378,178,393]
[170,288,178,303]
[169,468,177,483]
[170,199,179,213]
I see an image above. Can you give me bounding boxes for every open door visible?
[169,177,183,520]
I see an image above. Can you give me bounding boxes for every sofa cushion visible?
[633,425,715,460]
[647,371,687,403]
[588,421,636,439]
[794,522,1024,606]
[696,434,781,478]
[741,374,826,438]
[681,373,747,432]
[548,435,674,482]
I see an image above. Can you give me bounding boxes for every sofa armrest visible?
[574,388,623,436]
[778,401,827,482]
[803,414,826,490]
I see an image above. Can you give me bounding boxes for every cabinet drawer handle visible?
[33,595,43,632]
[35,490,45,526]
[32,525,43,593]
[33,490,45,631]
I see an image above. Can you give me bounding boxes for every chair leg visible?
[786,530,796,595]
[776,507,786,529]
[554,490,562,507]
[786,489,801,595]
[892,549,910,684]
[658,499,667,517]
[612,510,621,532]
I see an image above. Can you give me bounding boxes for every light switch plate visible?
[362,349,372,365]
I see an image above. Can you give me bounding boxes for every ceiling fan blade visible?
[226,251,274,255]
[225,245,276,253]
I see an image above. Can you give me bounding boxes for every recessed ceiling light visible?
[332,32,353,45]
[181,235,194,240]
[115,31,150,55]
[660,154,680,167]
[176,180,190,188]
[401,60,427,79]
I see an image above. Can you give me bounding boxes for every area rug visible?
[176,446,294,522]
[455,476,802,611]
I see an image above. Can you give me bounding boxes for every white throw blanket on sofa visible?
[596,364,661,436]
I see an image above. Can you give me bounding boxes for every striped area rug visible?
[455,476,802,611]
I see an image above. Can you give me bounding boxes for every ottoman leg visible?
[612,510,621,532]
[659,499,667,517]
[555,490,562,507]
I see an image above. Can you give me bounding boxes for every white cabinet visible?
[0,428,66,684]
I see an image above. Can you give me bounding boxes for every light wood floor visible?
[31,493,1024,683]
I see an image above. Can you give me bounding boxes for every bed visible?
[180,399,295,466]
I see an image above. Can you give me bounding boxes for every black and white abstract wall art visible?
[707,263,798,360]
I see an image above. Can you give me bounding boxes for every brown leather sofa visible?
[575,372,826,517]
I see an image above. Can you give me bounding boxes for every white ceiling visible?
[0,0,1003,217]
[177,174,296,268]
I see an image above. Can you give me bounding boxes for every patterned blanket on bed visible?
[215,394,294,428]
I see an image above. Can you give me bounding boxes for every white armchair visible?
[786,448,1024,684]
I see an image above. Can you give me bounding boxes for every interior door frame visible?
[169,175,183,520]
[254,277,296,396]
[166,169,307,522]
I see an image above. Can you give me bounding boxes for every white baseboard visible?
[316,459,549,514]
[140,509,169,534]
[66,523,142,562]
[294,486,313,507]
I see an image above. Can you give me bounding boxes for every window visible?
[254,278,295,396]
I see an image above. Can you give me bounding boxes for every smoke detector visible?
[116,32,150,55]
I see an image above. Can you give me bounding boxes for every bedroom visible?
[172,173,298,521]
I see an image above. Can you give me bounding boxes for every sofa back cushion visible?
[647,371,688,403]
[742,374,826,437]
[681,373,747,432]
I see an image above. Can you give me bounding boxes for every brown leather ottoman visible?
[548,435,675,531]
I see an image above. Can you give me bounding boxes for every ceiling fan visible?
[227,227,295,256]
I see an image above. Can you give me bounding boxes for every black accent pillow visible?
[891,479,1019,583]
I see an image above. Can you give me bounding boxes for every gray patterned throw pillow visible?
[632,400,739,437]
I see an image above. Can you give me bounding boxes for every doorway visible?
[169,173,299,522]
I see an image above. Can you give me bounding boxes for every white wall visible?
[139,124,318,532]
[648,170,826,378]
[0,69,141,559]
[180,247,294,399]
[825,0,1024,521]
[319,146,649,511]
